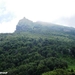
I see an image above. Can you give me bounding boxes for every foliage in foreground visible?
[42,69,75,75]
[0,33,75,75]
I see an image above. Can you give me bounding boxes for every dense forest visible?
[0,17,75,75]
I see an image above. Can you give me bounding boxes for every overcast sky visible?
[0,0,75,33]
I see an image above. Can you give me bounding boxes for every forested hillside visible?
[0,17,75,75]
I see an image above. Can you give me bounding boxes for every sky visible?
[0,0,75,33]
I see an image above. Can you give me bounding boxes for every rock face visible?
[15,17,34,32]
[15,17,75,35]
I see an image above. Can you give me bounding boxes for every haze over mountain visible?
[53,16,75,27]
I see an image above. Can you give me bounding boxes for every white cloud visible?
[5,0,75,21]
[53,16,75,27]
[0,18,18,33]
[0,0,75,33]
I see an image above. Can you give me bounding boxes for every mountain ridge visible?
[15,17,75,36]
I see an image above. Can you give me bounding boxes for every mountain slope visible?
[0,18,75,75]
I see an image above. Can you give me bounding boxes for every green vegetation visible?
[0,17,75,75]
[42,69,75,75]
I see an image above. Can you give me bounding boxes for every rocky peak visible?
[15,17,34,32]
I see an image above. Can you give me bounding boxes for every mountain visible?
[15,17,75,36]
[15,17,34,32]
[0,17,75,75]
